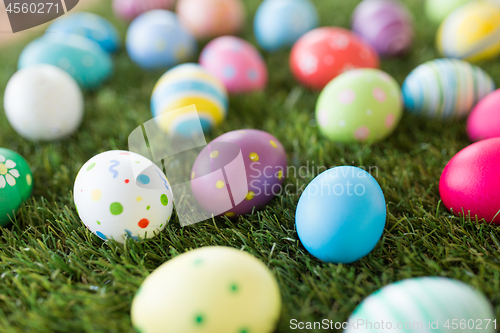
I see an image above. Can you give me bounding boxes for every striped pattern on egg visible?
[345,277,496,333]
[437,1,500,63]
[402,59,495,119]
[151,63,228,136]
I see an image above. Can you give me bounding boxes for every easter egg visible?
[437,1,500,62]
[199,36,267,93]
[402,59,495,119]
[290,27,380,90]
[73,150,174,243]
[351,0,414,57]
[295,166,386,264]
[18,34,113,89]
[46,12,120,53]
[439,138,500,224]
[126,10,197,70]
[0,148,33,227]
[176,0,245,40]
[425,0,472,24]
[191,129,287,218]
[113,0,175,21]
[151,63,228,136]
[4,65,84,141]
[316,69,402,143]
[131,246,281,333]
[345,277,495,333]
[254,0,319,51]
[467,89,500,141]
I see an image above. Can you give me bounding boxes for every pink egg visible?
[439,138,500,224]
[113,0,175,21]
[176,0,245,40]
[200,36,268,93]
[191,129,287,218]
[467,89,500,141]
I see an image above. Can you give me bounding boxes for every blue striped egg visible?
[151,63,228,137]
[126,10,196,70]
[345,277,495,333]
[402,59,495,119]
[18,34,113,89]
[46,12,120,53]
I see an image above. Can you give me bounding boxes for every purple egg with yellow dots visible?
[352,0,414,57]
[191,129,287,218]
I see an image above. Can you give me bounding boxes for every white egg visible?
[131,246,282,333]
[3,64,84,141]
[73,150,174,243]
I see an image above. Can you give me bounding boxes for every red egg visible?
[467,89,500,142]
[439,138,500,224]
[289,27,380,90]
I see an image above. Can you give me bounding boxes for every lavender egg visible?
[191,129,287,218]
[352,0,414,57]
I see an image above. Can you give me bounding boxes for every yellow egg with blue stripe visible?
[437,1,500,62]
[151,63,229,137]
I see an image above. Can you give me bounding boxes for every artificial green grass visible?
[1,0,500,332]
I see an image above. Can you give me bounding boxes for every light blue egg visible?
[254,0,319,52]
[295,166,386,264]
[126,10,197,70]
[18,34,113,89]
[46,12,120,53]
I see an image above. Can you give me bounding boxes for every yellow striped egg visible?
[402,59,495,119]
[151,63,228,136]
[437,1,500,62]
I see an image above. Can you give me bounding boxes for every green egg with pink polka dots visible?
[316,69,403,143]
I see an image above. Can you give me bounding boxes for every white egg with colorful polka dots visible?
[73,150,173,243]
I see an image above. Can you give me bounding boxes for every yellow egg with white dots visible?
[131,246,282,333]
[437,1,500,62]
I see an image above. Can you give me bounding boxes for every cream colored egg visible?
[4,64,84,141]
[131,246,281,333]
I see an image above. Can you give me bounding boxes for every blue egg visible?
[46,12,120,53]
[295,166,386,264]
[254,0,319,52]
[18,34,113,89]
[126,10,197,70]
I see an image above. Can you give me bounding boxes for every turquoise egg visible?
[46,12,120,53]
[346,277,495,333]
[18,34,113,89]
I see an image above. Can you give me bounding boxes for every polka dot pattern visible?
[199,36,268,93]
[316,68,403,143]
[191,129,287,217]
[130,247,282,333]
[73,150,174,243]
[290,27,380,90]
[110,202,123,215]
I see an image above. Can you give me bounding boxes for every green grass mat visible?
[1,0,499,332]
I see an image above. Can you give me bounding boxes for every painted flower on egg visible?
[0,148,33,227]
[0,155,19,188]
